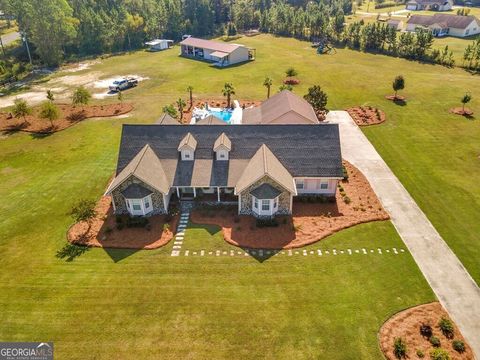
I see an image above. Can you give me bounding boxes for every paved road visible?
[1,31,20,46]
[327,111,480,358]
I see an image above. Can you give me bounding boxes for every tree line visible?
[3,0,350,66]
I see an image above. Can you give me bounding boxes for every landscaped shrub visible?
[116,223,124,231]
[163,223,170,231]
[452,340,465,353]
[393,337,407,359]
[126,216,149,228]
[115,215,123,224]
[420,323,433,338]
[429,336,441,347]
[438,317,454,338]
[343,196,351,204]
[255,218,279,228]
[429,348,450,360]
[342,166,349,181]
[416,349,425,358]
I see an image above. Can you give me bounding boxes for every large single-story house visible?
[105,125,343,218]
[179,37,255,67]
[406,14,480,37]
[406,0,453,11]
[242,90,319,124]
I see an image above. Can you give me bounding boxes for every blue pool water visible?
[209,110,233,122]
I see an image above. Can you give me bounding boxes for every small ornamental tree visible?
[263,77,273,99]
[46,90,55,102]
[429,348,450,360]
[393,337,407,359]
[304,85,328,112]
[12,98,32,124]
[392,75,405,99]
[285,67,298,77]
[222,82,235,108]
[39,101,60,129]
[461,93,471,113]
[176,98,186,121]
[117,90,123,103]
[70,199,97,233]
[162,104,178,118]
[72,86,92,109]
[187,85,193,107]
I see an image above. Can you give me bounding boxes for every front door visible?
[180,187,194,199]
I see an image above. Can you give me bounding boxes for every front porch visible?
[174,186,237,203]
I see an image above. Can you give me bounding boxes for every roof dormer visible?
[213,132,231,160]
[178,132,197,161]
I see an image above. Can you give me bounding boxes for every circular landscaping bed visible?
[449,107,474,117]
[190,161,389,249]
[379,302,473,360]
[0,102,133,134]
[346,106,386,126]
[67,196,178,250]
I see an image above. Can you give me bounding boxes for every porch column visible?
[217,187,221,202]
[176,187,180,198]
[193,187,196,198]
[112,197,117,212]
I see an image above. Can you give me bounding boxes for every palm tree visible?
[176,98,186,122]
[263,77,273,99]
[222,83,235,108]
[186,85,193,108]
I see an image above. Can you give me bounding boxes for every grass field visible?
[0,34,479,358]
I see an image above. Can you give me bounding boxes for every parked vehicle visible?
[109,77,138,92]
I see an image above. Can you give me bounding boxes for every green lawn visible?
[0,34,479,358]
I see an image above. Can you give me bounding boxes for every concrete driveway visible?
[327,111,480,357]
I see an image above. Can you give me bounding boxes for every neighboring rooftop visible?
[242,90,318,125]
[196,115,226,125]
[179,37,243,54]
[407,13,478,29]
[114,124,343,189]
[156,113,179,125]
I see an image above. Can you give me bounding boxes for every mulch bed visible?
[385,95,406,101]
[346,106,386,126]
[67,196,178,250]
[0,102,133,134]
[379,302,473,360]
[181,98,262,124]
[190,161,389,249]
[449,107,474,117]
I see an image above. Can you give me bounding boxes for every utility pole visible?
[21,31,32,65]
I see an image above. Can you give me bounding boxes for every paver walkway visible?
[327,111,480,357]
[171,211,190,256]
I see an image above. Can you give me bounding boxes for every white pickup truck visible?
[108,77,138,92]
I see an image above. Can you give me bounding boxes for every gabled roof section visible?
[242,90,318,124]
[213,132,231,151]
[178,132,197,151]
[250,183,282,199]
[407,13,478,29]
[156,113,179,125]
[105,144,170,195]
[236,144,296,195]
[196,115,226,125]
[180,37,241,53]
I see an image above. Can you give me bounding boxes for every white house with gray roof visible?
[406,14,480,37]
[105,124,343,218]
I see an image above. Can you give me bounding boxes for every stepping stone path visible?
[170,210,190,256]
[178,247,407,258]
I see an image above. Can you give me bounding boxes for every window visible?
[253,196,258,209]
[261,200,270,211]
[132,201,141,211]
[144,198,150,209]
[184,152,190,159]
[296,179,304,190]
[320,181,329,190]
[219,153,225,158]
[273,197,278,209]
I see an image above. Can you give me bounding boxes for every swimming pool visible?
[209,109,233,122]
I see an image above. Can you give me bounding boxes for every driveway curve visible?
[327,111,480,357]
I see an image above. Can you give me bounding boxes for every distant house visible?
[145,39,174,51]
[406,0,453,11]
[242,90,319,125]
[406,14,480,37]
[179,37,255,67]
[386,19,404,31]
[105,124,343,218]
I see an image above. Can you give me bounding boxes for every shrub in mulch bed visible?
[346,106,385,126]
[379,302,473,360]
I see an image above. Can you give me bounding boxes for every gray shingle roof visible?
[115,124,343,189]
[121,183,153,199]
[407,14,478,29]
[196,115,225,125]
[156,113,179,125]
[250,183,282,199]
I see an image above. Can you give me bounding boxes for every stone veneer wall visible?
[111,175,166,215]
[239,175,292,216]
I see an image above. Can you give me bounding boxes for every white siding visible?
[228,46,250,64]
[294,178,338,195]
